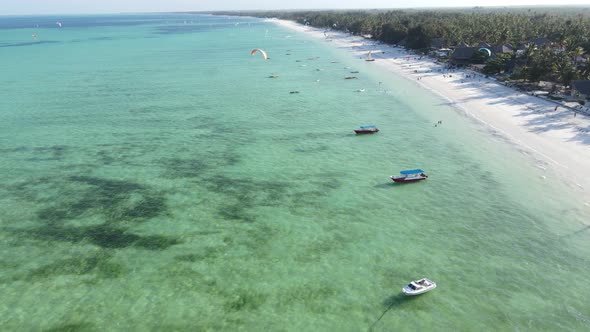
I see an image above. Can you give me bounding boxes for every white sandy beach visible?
[270,18,590,204]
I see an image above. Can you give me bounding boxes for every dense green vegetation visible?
[206,7,590,88]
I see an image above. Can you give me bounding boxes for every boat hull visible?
[402,278,437,296]
[354,129,379,134]
[402,284,436,296]
[390,175,427,183]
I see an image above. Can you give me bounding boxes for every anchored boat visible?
[390,169,428,183]
[402,278,437,296]
[354,125,379,134]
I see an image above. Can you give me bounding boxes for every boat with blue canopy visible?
[390,169,428,183]
[354,125,379,134]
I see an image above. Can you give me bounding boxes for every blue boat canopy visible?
[359,125,377,128]
[400,169,425,175]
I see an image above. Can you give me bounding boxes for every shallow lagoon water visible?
[0,14,589,331]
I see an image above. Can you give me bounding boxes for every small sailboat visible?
[365,51,375,62]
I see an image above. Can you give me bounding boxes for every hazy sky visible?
[2,0,589,15]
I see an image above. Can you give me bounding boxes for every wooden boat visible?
[390,169,428,183]
[354,125,379,134]
[402,278,437,296]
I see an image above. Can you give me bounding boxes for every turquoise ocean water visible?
[0,14,589,331]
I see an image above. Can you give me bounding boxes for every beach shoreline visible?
[269,18,590,204]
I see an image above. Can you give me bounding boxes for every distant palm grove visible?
[210,7,590,90]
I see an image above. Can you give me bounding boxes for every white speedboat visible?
[402,278,437,296]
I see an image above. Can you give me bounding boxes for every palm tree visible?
[570,46,585,69]
[521,44,536,82]
[577,57,590,80]
[552,52,577,87]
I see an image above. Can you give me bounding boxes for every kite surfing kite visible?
[251,48,268,60]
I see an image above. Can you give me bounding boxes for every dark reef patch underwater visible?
[5,175,179,251]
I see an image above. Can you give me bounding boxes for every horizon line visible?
[2,4,590,17]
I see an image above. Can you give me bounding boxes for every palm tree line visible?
[210,7,590,86]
